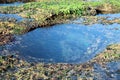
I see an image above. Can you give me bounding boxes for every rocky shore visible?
[0,1,120,79]
[0,44,120,80]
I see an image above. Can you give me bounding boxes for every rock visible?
[96,3,116,14]
[86,7,97,15]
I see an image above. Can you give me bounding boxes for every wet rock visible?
[86,7,97,15]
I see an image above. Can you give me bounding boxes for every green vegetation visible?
[0,0,101,15]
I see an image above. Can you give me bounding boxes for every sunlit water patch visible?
[3,22,120,63]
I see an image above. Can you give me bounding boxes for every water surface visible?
[0,13,120,63]
[4,22,120,63]
[0,2,23,6]
[0,13,24,22]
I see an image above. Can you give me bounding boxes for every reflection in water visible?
[5,23,120,63]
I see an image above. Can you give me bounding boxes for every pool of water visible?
[4,21,120,63]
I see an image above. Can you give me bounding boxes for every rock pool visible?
[3,14,120,63]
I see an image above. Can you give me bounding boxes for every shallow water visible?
[0,13,33,23]
[4,21,120,63]
[93,61,120,80]
[0,2,26,22]
[0,2,23,6]
[0,13,24,22]
[97,13,120,20]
